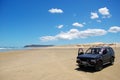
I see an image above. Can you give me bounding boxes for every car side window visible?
[106,48,110,54]
[103,49,107,55]
[109,47,114,54]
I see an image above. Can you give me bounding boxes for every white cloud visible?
[80,29,107,37]
[40,28,107,41]
[57,25,63,29]
[98,7,109,15]
[40,36,57,41]
[48,8,63,13]
[108,26,120,33]
[72,22,84,27]
[90,12,99,19]
[98,7,111,18]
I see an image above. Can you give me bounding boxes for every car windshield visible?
[85,48,101,54]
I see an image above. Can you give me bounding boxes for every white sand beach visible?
[0,45,120,80]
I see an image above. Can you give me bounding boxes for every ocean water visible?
[0,47,31,52]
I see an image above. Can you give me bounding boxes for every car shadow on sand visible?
[75,64,112,73]
[75,67,96,73]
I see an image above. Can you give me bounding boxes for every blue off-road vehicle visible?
[76,46,115,71]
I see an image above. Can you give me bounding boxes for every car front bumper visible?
[76,59,96,67]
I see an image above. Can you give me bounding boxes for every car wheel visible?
[95,61,103,71]
[110,57,114,65]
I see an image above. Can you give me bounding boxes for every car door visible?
[108,48,113,61]
[109,47,115,57]
[78,48,84,55]
[106,48,111,62]
[102,48,110,63]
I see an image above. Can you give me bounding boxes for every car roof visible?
[90,46,111,49]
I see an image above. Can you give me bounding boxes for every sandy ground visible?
[0,47,120,80]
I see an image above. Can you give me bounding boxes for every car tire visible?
[95,61,103,71]
[110,57,114,65]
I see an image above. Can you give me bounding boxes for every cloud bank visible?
[40,28,107,42]
[41,7,119,42]
[40,26,120,42]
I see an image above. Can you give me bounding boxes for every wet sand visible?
[0,47,120,80]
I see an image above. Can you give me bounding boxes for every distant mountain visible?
[24,44,54,48]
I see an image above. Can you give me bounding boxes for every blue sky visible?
[0,0,120,47]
